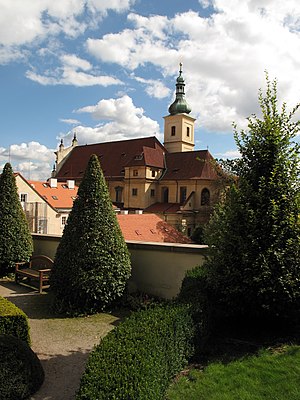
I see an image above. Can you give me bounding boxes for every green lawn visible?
[166,345,300,400]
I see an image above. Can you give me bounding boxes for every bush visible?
[178,265,212,351]
[50,154,131,315]
[0,163,33,277]
[190,225,206,244]
[76,304,195,400]
[0,296,30,345]
[203,76,300,323]
[0,334,44,400]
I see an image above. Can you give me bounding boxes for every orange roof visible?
[28,180,78,209]
[116,214,191,244]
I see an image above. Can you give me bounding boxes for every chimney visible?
[67,180,75,189]
[49,178,57,188]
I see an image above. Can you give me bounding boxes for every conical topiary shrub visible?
[0,163,33,277]
[50,154,131,314]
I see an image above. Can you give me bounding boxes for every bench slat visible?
[15,255,53,293]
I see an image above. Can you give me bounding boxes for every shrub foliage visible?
[204,76,300,321]
[0,296,30,345]
[76,304,195,400]
[0,334,44,400]
[0,163,33,276]
[50,154,131,314]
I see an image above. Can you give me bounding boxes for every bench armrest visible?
[37,269,52,273]
[15,262,29,271]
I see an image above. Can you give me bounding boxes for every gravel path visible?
[0,280,120,400]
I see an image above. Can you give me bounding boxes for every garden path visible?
[0,279,120,400]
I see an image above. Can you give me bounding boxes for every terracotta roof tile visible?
[162,150,219,180]
[56,136,165,180]
[117,214,191,243]
[144,203,181,214]
[28,180,78,209]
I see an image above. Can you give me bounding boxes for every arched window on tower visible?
[201,188,210,206]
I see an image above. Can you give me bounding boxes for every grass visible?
[166,344,300,400]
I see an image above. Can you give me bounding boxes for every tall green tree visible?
[0,163,33,276]
[50,154,131,314]
[204,76,300,321]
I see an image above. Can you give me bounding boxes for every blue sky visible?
[1,0,300,180]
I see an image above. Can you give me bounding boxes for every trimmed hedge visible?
[0,334,44,400]
[76,304,195,400]
[0,296,30,345]
[178,265,212,352]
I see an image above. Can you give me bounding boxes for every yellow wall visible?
[32,234,208,299]
[16,176,67,236]
[163,113,196,153]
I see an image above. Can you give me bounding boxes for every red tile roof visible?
[28,180,78,209]
[117,214,191,243]
[144,202,181,214]
[162,150,219,180]
[56,136,165,181]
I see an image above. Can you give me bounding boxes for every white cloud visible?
[0,0,136,63]
[26,53,123,86]
[133,76,171,99]
[61,54,92,71]
[216,149,241,159]
[87,0,136,14]
[60,118,81,125]
[0,141,55,180]
[62,95,161,144]
[85,2,300,133]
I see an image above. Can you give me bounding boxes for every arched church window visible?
[201,188,210,206]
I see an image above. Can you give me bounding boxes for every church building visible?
[52,64,221,236]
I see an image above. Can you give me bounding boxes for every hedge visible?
[0,296,30,345]
[76,304,195,400]
[0,334,44,400]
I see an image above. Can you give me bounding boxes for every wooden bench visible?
[15,255,54,293]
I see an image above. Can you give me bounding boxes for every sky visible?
[1,0,300,180]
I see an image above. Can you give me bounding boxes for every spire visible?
[168,63,192,115]
[72,132,78,147]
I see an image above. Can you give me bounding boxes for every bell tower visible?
[164,63,195,153]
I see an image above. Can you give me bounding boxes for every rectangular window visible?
[20,193,27,203]
[62,216,67,225]
[171,126,176,136]
[133,170,138,177]
[151,170,156,177]
[150,189,155,197]
[187,127,190,137]
[180,187,187,204]
[132,188,138,196]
